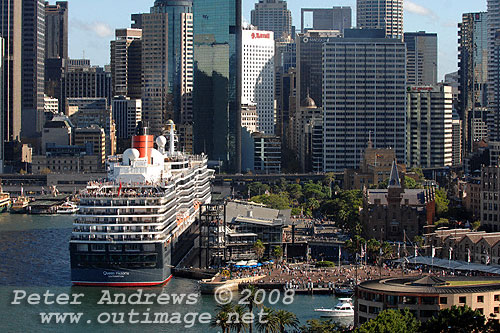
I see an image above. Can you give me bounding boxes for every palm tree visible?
[212,303,234,333]
[231,304,249,333]
[256,307,279,333]
[274,309,299,333]
[253,240,265,260]
[243,285,264,333]
[272,246,283,262]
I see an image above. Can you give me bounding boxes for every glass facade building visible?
[193,0,241,172]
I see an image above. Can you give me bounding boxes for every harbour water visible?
[0,214,350,332]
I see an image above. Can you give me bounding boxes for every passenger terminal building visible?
[356,275,500,325]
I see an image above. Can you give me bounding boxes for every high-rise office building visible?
[488,0,500,140]
[242,29,275,134]
[21,0,45,138]
[452,112,463,167]
[44,1,67,60]
[110,28,142,99]
[322,29,406,172]
[251,0,292,40]
[404,32,438,86]
[193,0,242,172]
[301,7,351,32]
[460,12,489,155]
[357,0,403,39]
[274,36,295,139]
[406,85,453,169]
[296,30,341,110]
[61,66,112,113]
[67,97,115,157]
[132,0,194,135]
[112,97,142,140]
[0,0,22,144]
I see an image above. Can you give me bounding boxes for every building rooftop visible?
[359,275,500,295]
[367,189,431,205]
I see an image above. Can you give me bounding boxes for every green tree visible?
[307,197,320,211]
[366,238,381,262]
[303,181,327,200]
[355,309,420,333]
[248,182,271,198]
[435,218,450,228]
[409,167,424,181]
[300,319,348,333]
[231,304,249,333]
[435,188,450,217]
[413,236,424,248]
[286,184,303,203]
[272,246,283,261]
[253,240,265,260]
[274,309,300,333]
[420,305,486,333]
[472,220,481,231]
[256,307,279,333]
[241,285,264,333]
[251,193,291,210]
[211,303,235,333]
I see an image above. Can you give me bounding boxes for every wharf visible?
[27,194,71,214]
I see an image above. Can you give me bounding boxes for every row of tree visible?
[215,304,500,333]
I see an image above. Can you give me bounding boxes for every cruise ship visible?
[70,121,214,286]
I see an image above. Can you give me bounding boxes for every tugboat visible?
[314,298,355,318]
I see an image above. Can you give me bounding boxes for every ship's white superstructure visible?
[70,122,214,286]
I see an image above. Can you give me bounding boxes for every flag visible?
[449,247,453,260]
[414,246,418,258]
[431,247,435,258]
[117,181,122,197]
[486,255,491,265]
[397,243,401,258]
[360,245,365,258]
[467,249,471,263]
[338,246,341,260]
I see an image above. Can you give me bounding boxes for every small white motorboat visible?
[314,298,354,318]
[57,201,79,214]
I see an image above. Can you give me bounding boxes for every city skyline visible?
[68,0,486,80]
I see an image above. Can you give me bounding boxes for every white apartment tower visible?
[406,85,454,168]
[357,0,403,39]
[242,29,275,135]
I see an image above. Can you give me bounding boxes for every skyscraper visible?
[110,28,142,99]
[44,1,67,60]
[296,30,341,110]
[406,85,453,168]
[459,12,488,155]
[251,0,292,40]
[242,29,275,134]
[132,0,193,135]
[322,29,406,172]
[0,0,22,143]
[21,0,45,138]
[488,0,500,140]
[404,32,438,86]
[301,7,352,32]
[357,0,403,39]
[193,0,242,172]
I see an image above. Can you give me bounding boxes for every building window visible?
[495,307,499,314]
[477,308,484,315]
[459,296,466,304]
[439,297,447,305]
[477,296,484,303]
[494,295,500,302]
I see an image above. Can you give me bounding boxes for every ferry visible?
[69,121,214,286]
[11,194,30,214]
[0,186,11,213]
[57,202,79,214]
[314,298,354,318]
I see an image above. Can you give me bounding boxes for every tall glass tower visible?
[192,0,241,172]
[151,1,193,125]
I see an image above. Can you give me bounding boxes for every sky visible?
[67,0,487,80]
